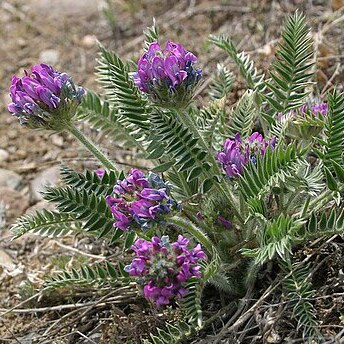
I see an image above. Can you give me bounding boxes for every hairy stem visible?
[175,110,245,225]
[66,124,118,173]
[169,215,215,254]
[283,192,298,214]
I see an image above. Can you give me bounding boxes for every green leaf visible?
[332,160,344,183]
[281,261,320,340]
[143,19,159,50]
[42,186,120,239]
[76,90,145,151]
[209,63,234,100]
[60,165,116,197]
[197,97,228,151]
[45,261,128,289]
[239,144,305,207]
[227,89,256,139]
[209,34,265,92]
[201,178,214,193]
[11,210,82,239]
[264,11,314,120]
[149,111,213,185]
[152,161,175,173]
[321,90,344,170]
[97,44,149,130]
[324,166,337,191]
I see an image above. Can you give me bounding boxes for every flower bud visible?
[132,41,202,109]
[278,101,327,140]
[8,64,84,130]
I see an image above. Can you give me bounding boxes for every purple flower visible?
[125,235,206,307]
[218,132,276,178]
[131,199,158,218]
[311,102,328,116]
[280,101,328,120]
[132,41,202,109]
[278,101,328,140]
[8,64,84,129]
[140,188,167,201]
[95,169,105,179]
[106,169,180,231]
[217,215,232,229]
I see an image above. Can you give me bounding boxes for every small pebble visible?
[30,165,60,201]
[39,49,60,65]
[0,168,22,190]
[0,149,9,162]
[82,35,97,48]
[51,134,64,147]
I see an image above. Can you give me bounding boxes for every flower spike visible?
[106,169,180,231]
[132,41,202,109]
[218,132,276,178]
[8,64,84,130]
[125,235,207,307]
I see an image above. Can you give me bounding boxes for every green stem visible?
[66,124,118,173]
[308,190,334,213]
[283,192,298,214]
[172,166,193,197]
[300,195,311,218]
[169,215,215,255]
[175,110,245,226]
[298,186,344,219]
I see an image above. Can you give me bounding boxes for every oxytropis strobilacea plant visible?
[10,11,344,343]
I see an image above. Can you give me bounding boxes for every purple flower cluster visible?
[300,101,328,117]
[8,64,84,129]
[218,132,276,178]
[125,235,207,307]
[278,101,328,121]
[106,169,180,231]
[278,101,328,140]
[133,41,202,108]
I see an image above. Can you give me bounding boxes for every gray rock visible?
[39,49,60,65]
[0,249,15,271]
[27,0,98,16]
[0,168,22,190]
[82,35,97,48]
[0,149,9,162]
[51,134,64,147]
[30,165,60,201]
[0,187,30,219]
[0,201,6,229]
[25,200,55,215]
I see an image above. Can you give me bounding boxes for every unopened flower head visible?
[133,41,202,109]
[106,169,180,231]
[125,235,207,307]
[8,64,85,130]
[218,132,276,178]
[300,101,328,117]
[278,101,328,140]
[217,215,232,229]
[95,169,105,179]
